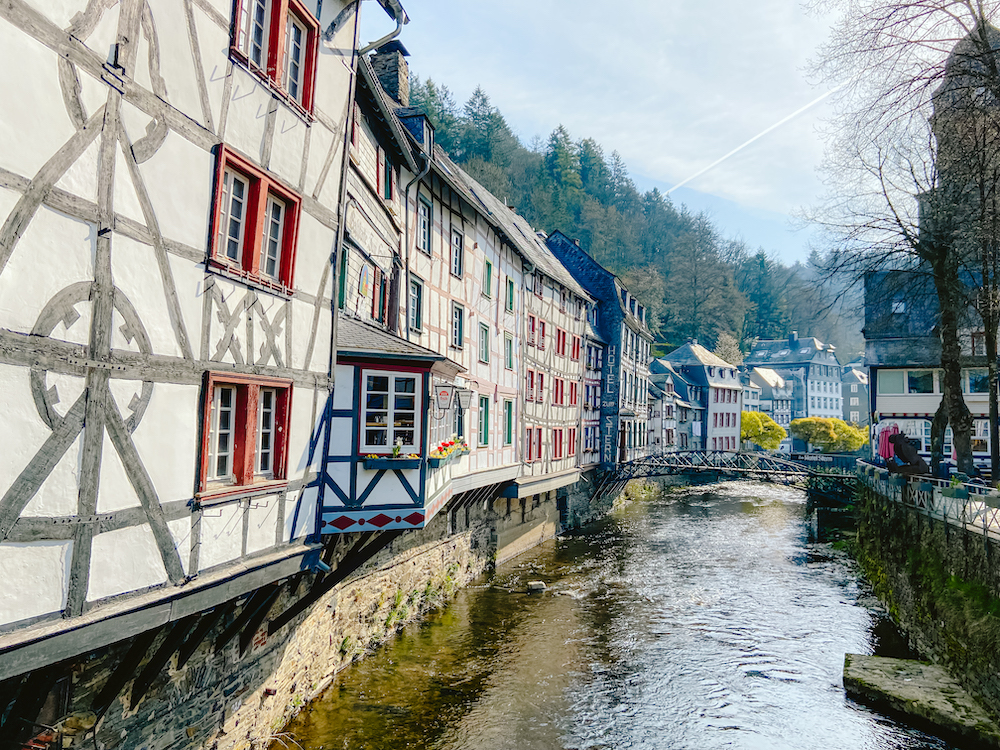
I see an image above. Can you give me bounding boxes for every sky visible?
[360,0,840,265]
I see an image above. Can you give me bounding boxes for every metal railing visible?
[858,461,1000,543]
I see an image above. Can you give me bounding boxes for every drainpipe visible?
[359,0,408,55]
[403,126,433,342]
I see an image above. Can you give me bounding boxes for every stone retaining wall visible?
[856,484,1000,715]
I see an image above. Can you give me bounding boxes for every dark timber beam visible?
[92,628,161,715]
[175,605,231,669]
[128,614,199,710]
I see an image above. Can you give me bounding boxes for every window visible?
[451,227,464,277]
[850,411,860,423]
[908,371,934,394]
[526,370,534,401]
[453,401,465,439]
[560,289,568,312]
[479,323,490,363]
[361,370,421,453]
[379,148,394,201]
[850,397,859,406]
[527,315,536,346]
[201,372,291,494]
[553,428,564,459]
[527,426,542,462]
[417,198,432,254]
[478,395,489,447]
[851,384,858,393]
[533,274,543,297]
[571,336,581,361]
[504,400,514,446]
[506,277,515,311]
[233,0,319,111]
[538,321,546,350]
[483,259,493,297]
[968,368,990,393]
[891,301,906,314]
[537,373,544,402]
[212,147,300,289]
[408,277,422,331]
[371,266,387,323]
[504,333,514,370]
[556,329,567,356]
[569,382,578,406]
[451,303,464,348]
[554,378,564,405]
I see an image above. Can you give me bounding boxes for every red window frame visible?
[568,427,576,456]
[210,146,301,292]
[230,0,320,114]
[556,328,567,356]
[553,428,564,459]
[527,315,536,346]
[199,371,292,498]
[526,370,535,402]
[538,321,546,350]
[537,373,545,403]
[553,378,564,405]
[569,382,578,406]
[571,336,581,361]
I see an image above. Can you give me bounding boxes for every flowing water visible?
[282,483,955,750]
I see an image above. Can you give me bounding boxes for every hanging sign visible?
[435,384,456,410]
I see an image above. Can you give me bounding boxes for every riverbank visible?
[280,481,948,750]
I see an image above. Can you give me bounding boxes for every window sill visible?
[195,479,289,506]
[208,260,294,299]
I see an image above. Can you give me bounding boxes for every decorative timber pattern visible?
[0,0,349,638]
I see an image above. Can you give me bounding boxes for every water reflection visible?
[283,483,953,750]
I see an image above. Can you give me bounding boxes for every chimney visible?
[371,40,410,107]
[789,331,798,346]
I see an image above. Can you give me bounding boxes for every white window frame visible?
[478,395,489,447]
[408,277,422,331]
[504,333,514,370]
[483,259,493,297]
[256,387,277,477]
[450,227,464,277]
[208,385,237,482]
[418,198,432,254]
[219,169,249,264]
[260,194,285,280]
[451,303,464,348]
[284,12,307,102]
[360,370,423,454]
[238,0,270,69]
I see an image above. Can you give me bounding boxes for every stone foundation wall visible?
[3,484,593,750]
[856,485,1000,713]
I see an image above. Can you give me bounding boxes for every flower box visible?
[916,482,935,494]
[888,475,907,488]
[428,447,469,469]
[363,457,421,470]
[941,486,969,500]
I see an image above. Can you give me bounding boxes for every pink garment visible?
[878,424,900,460]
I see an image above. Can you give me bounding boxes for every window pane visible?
[261,197,283,279]
[878,370,904,394]
[285,16,305,101]
[221,171,247,262]
[969,369,990,393]
[248,0,267,66]
[907,371,934,394]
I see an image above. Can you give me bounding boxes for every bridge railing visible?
[858,461,1000,543]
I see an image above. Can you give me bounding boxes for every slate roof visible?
[744,335,838,368]
[356,57,417,171]
[662,341,736,369]
[337,317,463,369]
[750,367,785,389]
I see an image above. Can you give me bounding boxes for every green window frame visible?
[503,399,513,445]
[505,277,515,311]
[478,395,489,447]
[483,259,493,297]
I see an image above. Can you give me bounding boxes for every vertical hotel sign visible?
[602,343,619,464]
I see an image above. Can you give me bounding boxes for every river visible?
[280,482,955,750]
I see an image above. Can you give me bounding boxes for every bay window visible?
[361,370,422,454]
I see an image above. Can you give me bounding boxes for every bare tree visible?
[809,1,1000,475]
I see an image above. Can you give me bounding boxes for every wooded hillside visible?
[410,76,863,359]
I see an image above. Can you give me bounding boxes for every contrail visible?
[666,84,846,195]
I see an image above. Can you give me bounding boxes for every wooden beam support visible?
[175,604,231,669]
[127,614,199,710]
[268,529,402,636]
[92,628,161,715]
[214,584,280,654]
[237,585,283,656]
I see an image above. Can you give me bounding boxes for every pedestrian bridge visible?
[591,451,857,504]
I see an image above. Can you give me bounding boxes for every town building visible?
[842,366,870,428]
[742,371,761,412]
[744,332,843,449]
[545,231,653,465]
[657,342,742,452]
[750,367,794,452]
